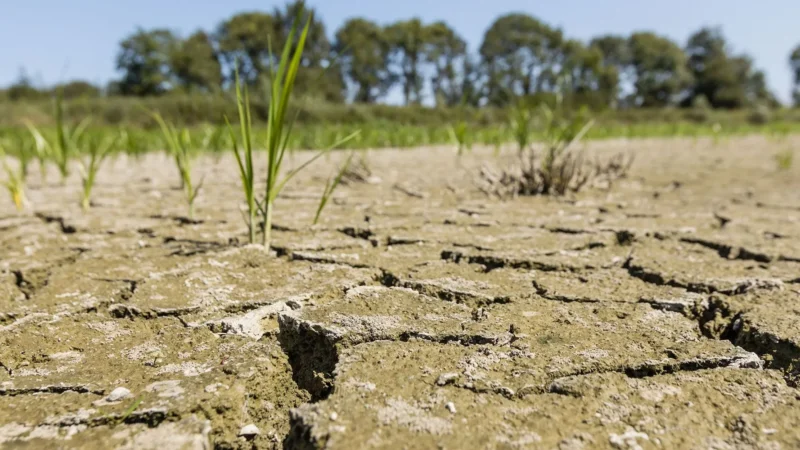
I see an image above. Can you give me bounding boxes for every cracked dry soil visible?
[1,136,800,449]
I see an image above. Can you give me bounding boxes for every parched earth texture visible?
[1,136,800,449]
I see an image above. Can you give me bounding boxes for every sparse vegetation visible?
[775,148,794,171]
[510,101,535,154]
[2,4,800,444]
[0,146,26,210]
[152,112,203,219]
[448,120,471,156]
[340,150,377,185]
[314,152,354,225]
[79,134,117,210]
[226,6,358,247]
[24,91,91,183]
[480,96,632,198]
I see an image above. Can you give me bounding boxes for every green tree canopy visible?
[115,28,177,96]
[170,31,222,93]
[425,21,468,107]
[334,18,394,103]
[790,44,800,105]
[684,27,776,108]
[629,32,691,107]
[385,18,429,105]
[479,13,564,106]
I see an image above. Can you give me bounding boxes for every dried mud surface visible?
[1,136,799,449]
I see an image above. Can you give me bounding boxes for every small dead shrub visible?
[478,149,633,198]
[479,102,633,198]
[341,151,380,185]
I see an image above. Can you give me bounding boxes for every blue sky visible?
[1,0,798,102]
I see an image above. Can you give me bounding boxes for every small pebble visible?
[330,412,338,421]
[239,424,260,437]
[445,402,457,414]
[106,387,132,402]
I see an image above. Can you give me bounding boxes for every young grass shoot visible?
[314,152,354,225]
[510,100,535,154]
[79,134,118,210]
[0,146,26,211]
[448,121,471,156]
[227,6,358,248]
[25,90,91,183]
[152,112,203,219]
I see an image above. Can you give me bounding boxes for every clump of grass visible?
[775,149,794,171]
[201,124,227,163]
[78,135,117,210]
[314,152,354,225]
[480,97,630,197]
[510,101,535,154]
[448,121,471,156]
[536,104,595,195]
[25,90,90,183]
[711,122,723,147]
[119,128,148,161]
[486,127,506,157]
[226,6,358,247]
[0,145,26,210]
[3,134,33,181]
[152,112,203,219]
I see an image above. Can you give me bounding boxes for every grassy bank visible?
[4,95,800,129]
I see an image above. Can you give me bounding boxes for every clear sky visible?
[1,0,798,102]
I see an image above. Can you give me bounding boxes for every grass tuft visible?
[510,101,535,154]
[480,93,631,197]
[0,145,26,210]
[79,134,117,210]
[24,90,91,183]
[226,5,358,247]
[775,148,794,171]
[448,121,471,156]
[152,112,203,219]
[314,152,354,225]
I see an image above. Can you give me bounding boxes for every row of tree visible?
[6,1,800,109]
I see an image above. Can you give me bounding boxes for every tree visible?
[115,28,177,96]
[557,40,611,108]
[590,35,632,106]
[170,31,222,93]
[450,55,485,107]
[479,13,564,106]
[729,56,778,107]
[215,12,277,84]
[790,45,800,105]
[685,27,775,108]
[628,32,691,107]
[273,1,344,102]
[385,18,429,105]
[272,0,330,67]
[334,18,394,103]
[425,21,468,107]
[685,27,740,108]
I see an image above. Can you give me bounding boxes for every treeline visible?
[4,1,800,111]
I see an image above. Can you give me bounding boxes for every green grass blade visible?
[272,130,360,202]
[313,152,354,225]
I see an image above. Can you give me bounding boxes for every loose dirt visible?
[1,136,799,449]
